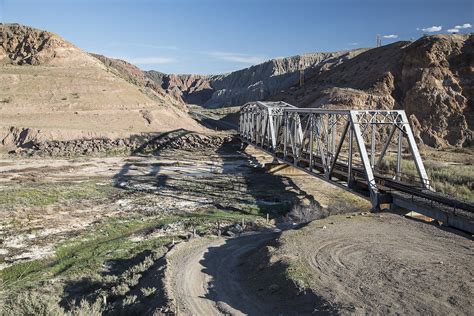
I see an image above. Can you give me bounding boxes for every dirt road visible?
[273,213,474,314]
[166,232,279,315]
[166,214,474,315]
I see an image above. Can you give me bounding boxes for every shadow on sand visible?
[60,129,320,314]
[199,230,338,315]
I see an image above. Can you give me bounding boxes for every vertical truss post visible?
[330,115,336,157]
[348,125,353,187]
[283,111,288,159]
[396,129,402,181]
[309,114,314,172]
[371,122,376,168]
[350,112,380,209]
[399,112,431,189]
[293,114,298,164]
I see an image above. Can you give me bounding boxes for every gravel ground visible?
[272,213,474,315]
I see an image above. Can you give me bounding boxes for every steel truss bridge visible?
[239,101,473,233]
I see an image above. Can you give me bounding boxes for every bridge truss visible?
[239,101,473,233]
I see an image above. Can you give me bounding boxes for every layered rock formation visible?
[146,71,215,105]
[143,50,366,108]
[205,50,366,108]
[0,23,205,148]
[90,54,184,108]
[272,35,473,147]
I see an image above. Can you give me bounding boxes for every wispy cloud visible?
[383,34,398,39]
[454,23,472,29]
[348,42,359,46]
[448,28,460,33]
[209,51,266,64]
[107,41,179,51]
[418,26,442,32]
[125,57,176,64]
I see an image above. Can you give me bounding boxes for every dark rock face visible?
[146,71,215,105]
[272,35,474,147]
[0,23,64,65]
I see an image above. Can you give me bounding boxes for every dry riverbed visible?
[0,138,472,315]
[0,141,339,314]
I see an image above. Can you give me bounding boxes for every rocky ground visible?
[255,213,473,315]
[9,130,233,158]
[2,136,359,314]
[1,131,473,315]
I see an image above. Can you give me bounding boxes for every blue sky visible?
[0,0,472,74]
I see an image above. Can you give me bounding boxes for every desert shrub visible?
[2,290,64,316]
[122,295,137,307]
[288,202,325,223]
[141,287,156,297]
[379,155,473,201]
[67,299,103,316]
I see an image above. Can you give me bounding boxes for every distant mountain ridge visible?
[141,49,367,108]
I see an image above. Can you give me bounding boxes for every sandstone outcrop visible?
[144,50,366,108]
[0,23,206,149]
[205,50,366,108]
[146,71,215,105]
[272,35,473,147]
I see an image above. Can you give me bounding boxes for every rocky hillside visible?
[272,35,473,147]
[144,50,366,108]
[205,50,366,108]
[0,23,205,148]
[146,71,215,105]
[90,54,185,109]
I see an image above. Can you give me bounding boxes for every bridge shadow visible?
[60,127,338,314]
[112,129,320,221]
[58,129,345,313]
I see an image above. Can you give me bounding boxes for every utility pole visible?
[299,60,304,87]
[376,34,382,47]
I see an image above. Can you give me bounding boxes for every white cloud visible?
[209,51,266,64]
[126,57,176,64]
[455,23,472,29]
[348,42,359,46]
[419,26,442,32]
[383,34,398,39]
[448,28,460,33]
[108,41,179,50]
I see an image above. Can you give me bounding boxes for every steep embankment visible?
[90,53,184,109]
[272,35,473,147]
[146,71,216,106]
[145,49,366,108]
[205,50,366,108]
[0,23,205,148]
